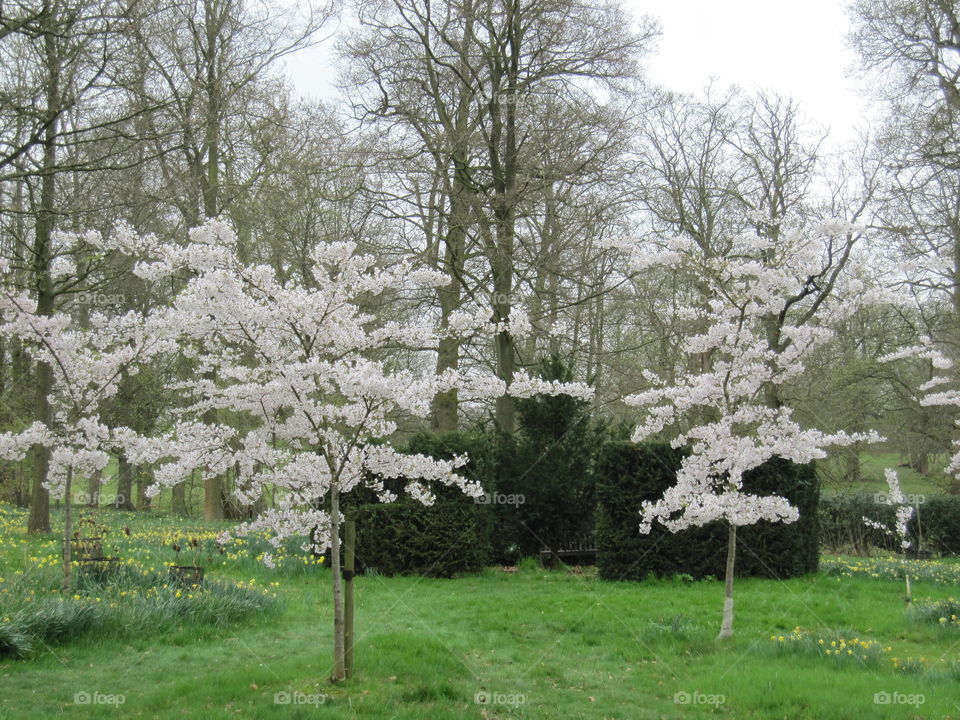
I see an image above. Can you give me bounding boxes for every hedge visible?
[490,355,615,562]
[819,493,960,555]
[596,442,820,581]
[350,431,494,577]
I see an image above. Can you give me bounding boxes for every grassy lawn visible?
[820,451,952,498]
[2,506,960,719]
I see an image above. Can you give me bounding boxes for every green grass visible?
[2,506,960,718]
[820,451,951,498]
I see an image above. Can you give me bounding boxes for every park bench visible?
[538,535,597,566]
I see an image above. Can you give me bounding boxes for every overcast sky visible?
[284,0,875,149]
[640,0,874,146]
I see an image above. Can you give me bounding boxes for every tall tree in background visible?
[0,0,150,532]
[344,0,654,433]
[127,0,332,519]
[850,0,960,474]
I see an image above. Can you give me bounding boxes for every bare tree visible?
[126,0,333,519]
[345,0,655,432]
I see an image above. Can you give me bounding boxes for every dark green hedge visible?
[490,355,617,562]
[352,498,489,577]
[351,431,494,578]
[596,442,819,581]
[819,492,960,555]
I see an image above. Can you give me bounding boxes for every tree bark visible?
[27,21,59,534]
[329,481,346,682]
[845,443,862,483]
[85,469,100,508]
[718,523,736,640]
[171,481,188,516]
[136,472,152,511]
[431,179,467,431]
[62,466,73,592]
[114,455,136,510]
[203,470,224,521]
[344,518,356,678]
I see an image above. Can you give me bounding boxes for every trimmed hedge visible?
[596,442,819,581]
[351,499,489,577]
[351,431,494,578]
[491,355,614,562]
[819,493,960,555]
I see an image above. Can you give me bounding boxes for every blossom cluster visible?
[29,219,590,553]
[0,260,173,498]
[611,222,884,533]
[862,469,914,550]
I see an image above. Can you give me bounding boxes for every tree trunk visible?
[27,10,60,536]
[487,2,520,436]
[27,208,55,533]
[196,0,228,521]
[431,184,465,431]
[203,471,224,521]
[430,56,474,431]
[762,314,783,409]
[85,469,100,508]
[201,390,224,521]
[62,466,74,592]
[171,481,188,516]
[114,455,136,510]
[329,482,346,682]
[344,518,356,678]
[136,472,152,511]
[718,523,736,640]
[909,450,930,476]
[26,370,52,532]
[844,444,862,483]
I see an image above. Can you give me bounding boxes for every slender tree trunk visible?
[523,183,557,362]
[27,195,55,532]
[27,12,60,535]
[492,249,516,435]
[431,180,466,431]
[27,359,53,533]
[329,482,346,682]
[718,523,736,639]
[762,314,783,409]
[201,394,224,521]
[487,2,520,435]
[430,42,474,431]
[197,0,228,521]
[62,466,74,592]
[344,518,356,678]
